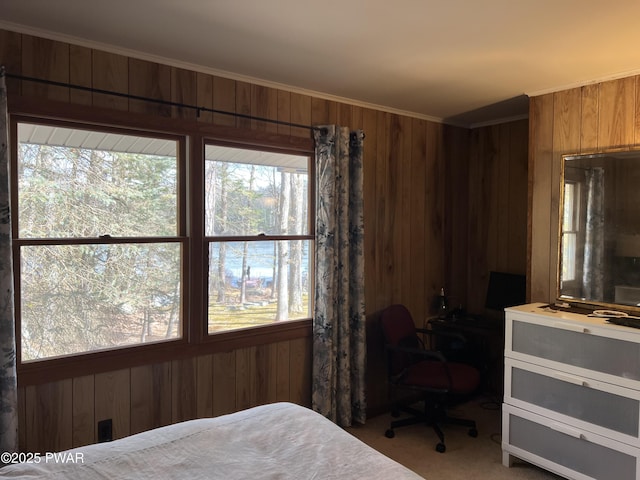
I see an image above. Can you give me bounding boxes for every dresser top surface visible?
[505,302,640,335]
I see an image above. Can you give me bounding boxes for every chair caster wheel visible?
[385,429,395,438]
[436,443,446,453]
[468,428,478,438]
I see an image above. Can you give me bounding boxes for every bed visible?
[0,402,423,479]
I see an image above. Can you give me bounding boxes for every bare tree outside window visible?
[204,145,312,333]
[16,123,181,361]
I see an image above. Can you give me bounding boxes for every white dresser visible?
[502,303,640,480]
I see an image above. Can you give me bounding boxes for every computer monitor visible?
[485,271,526,311]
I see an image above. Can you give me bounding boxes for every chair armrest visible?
[385,343,446,363]
[416,326,467,344]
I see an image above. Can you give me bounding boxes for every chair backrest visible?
[380,304,421,376]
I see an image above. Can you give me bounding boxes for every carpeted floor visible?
[346,395,564,480]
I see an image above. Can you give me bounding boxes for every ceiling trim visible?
[0,20,448,125]
[526,67,640,98]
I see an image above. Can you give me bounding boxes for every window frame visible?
[9,96,315,385]
[201,140,315,336]
[12,115,189,365]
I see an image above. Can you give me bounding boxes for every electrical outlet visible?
[97,419,113,442]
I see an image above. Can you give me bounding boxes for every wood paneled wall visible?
[529,76,640,303]
[19,339,311,453]
[464,120,529,314]
[1,27,529,443]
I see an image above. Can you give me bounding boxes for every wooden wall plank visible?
[635,76,640,145]
[277,90,291,136]
[553,88,582,155]
[275,341,290,401]
[128,58,171,116]
[25,380,72,453]
[256,343,278,404]
[598,77,635,148]
[72,375,95,447]
[444,125,470,312]
[288,336,311,407]
[374,110,391,310]
[131,362,171,434]
[290,92,312,138]
[196,354,214,418]
[21,35,69,102]
[212,351,236,416]
[69,45,92,106]
[429,122,446,308]
[507,120,529,274]
[212,76,236,126]
[94,369,130,441]
[466,125,496,312]
[581,84,599,151]
[337,103,353,128]
[362,108,379,312]
[171,357,197,423]
[92,50,129,110]
[196,72,214,124]
[171,67,197,120]
[251,84,278,132]
[408,118,427,321]
[235,346,257,410]
[487,125,500,278]
[235,81,252,130]
[397,116,412,305]
[17,386,26,452]
[529,94,555,302]
[496,124,511,273]
[310,97,337,125]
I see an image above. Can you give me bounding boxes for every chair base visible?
[384,400,478,453]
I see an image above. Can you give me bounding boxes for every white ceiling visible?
[3,0,640,127]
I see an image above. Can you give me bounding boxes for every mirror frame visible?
[557,148,640,314]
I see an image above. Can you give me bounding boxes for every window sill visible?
[18,318,312,386]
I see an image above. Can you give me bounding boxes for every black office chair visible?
[380,304,480,453]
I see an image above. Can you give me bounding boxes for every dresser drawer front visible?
[503,405,639,480]
[510,318,640,383]
[506,359,640,442]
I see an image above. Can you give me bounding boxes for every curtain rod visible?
[4,71,317,132]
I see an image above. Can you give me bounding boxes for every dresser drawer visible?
[505,358,640,445]
[506,313,640,388]
[502,404,640,480]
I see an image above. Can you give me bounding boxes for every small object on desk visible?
[437,287,448,318]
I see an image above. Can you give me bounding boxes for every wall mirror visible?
[558,150,640,313]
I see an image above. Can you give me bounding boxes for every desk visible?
[427,315,504,395]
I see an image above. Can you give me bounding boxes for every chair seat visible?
[405,360,480,394]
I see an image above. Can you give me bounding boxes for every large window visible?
[204,144,312,333]
[15,122,182,361]
[12,117,314,365]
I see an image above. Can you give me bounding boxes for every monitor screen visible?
[485,271,526,311]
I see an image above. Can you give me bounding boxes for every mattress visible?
[0,402,424,479]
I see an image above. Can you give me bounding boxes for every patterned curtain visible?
[312,125,366,427]
[582,167,605,300]
[0,67,18,453]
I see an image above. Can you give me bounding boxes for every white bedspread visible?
[0,402,423,479]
